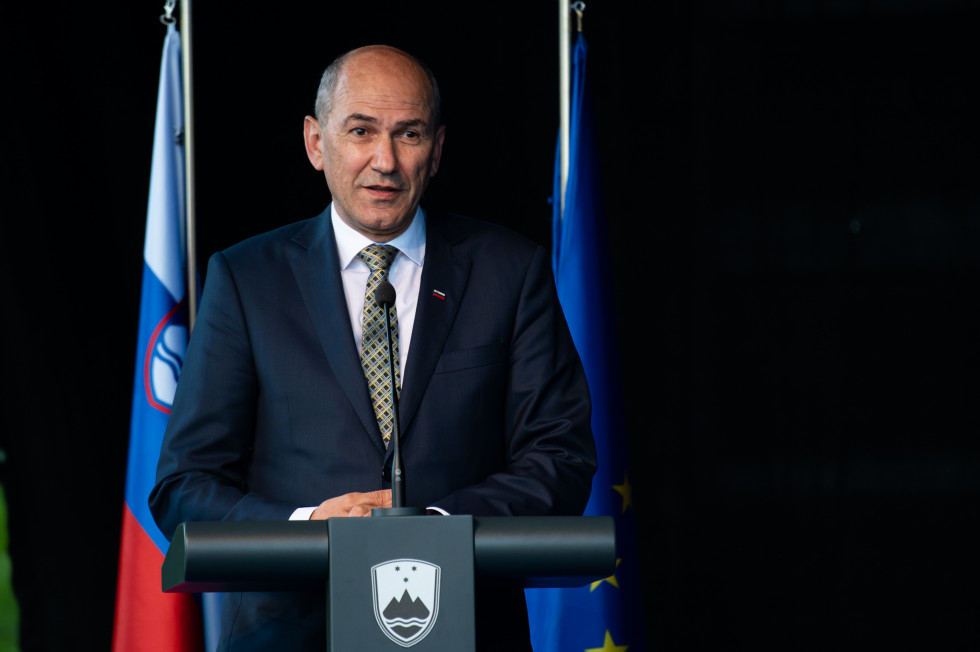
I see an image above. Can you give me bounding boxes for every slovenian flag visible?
[525,34,648,652]
[112,22,204,652]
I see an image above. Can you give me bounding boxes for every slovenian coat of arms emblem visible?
[371,559,441,647]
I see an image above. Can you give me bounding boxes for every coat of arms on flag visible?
[371,559,440,647]
[146,305,188,411]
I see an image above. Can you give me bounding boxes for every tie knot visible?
[358,244,399,272]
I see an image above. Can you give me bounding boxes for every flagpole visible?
[558,0,570,217]
[180,0,198,330]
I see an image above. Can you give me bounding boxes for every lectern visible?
[163,515,615,650]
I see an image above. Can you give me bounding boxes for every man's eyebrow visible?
[342,113,379,125]
[394,118,427,130]
[342,113,429,132]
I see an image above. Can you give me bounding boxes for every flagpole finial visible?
[160,0,177,24]
[571,1,586,32]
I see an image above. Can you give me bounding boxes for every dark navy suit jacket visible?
[149,207,596,650]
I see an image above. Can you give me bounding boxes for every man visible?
[150,45,595,650]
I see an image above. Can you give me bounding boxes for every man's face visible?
[304,48,445,241]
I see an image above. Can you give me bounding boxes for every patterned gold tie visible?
[358,244,400,448]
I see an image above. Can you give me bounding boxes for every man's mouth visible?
[364,185,402,197]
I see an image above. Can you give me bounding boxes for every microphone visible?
[374,280,396,310]
[375,280,407,510]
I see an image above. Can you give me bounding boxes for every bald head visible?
[314,45,441,131]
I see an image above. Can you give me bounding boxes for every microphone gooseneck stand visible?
[373,280,425,517]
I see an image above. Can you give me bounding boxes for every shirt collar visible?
[331,204,426,270]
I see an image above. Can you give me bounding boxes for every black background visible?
[2,1,979,650]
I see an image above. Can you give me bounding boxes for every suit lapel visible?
[398,212,471,440]
[287,208,385,454]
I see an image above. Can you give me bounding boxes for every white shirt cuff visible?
[290,506,317,520]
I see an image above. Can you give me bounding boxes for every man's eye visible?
[351,127,368,136]
[401,131,420,140]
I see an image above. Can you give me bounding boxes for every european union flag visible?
[526,34,647,652]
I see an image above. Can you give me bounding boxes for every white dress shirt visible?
[290,205,433,520]
[331,204,425,383]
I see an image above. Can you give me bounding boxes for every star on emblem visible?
[590,558,622,591]
[612,473,632,513]
[585,630,629,652]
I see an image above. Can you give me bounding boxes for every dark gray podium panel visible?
[326,515,475,651]
[472,515,615,587]
[162,519,331,592]
[163,515,615,593]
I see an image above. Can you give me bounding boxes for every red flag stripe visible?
[113,505,204,651]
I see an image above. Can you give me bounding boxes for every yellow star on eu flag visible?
[612,473,632,513]
[585,630,629,652]
[590,558,621,591]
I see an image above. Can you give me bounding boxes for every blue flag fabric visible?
[112,23,209,652]
[525,35,647,652]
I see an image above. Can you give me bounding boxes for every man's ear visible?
[303,116,324,170]
[430,125,446,176]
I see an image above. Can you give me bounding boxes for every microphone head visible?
[375,281,397,307]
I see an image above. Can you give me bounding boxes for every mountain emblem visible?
[372,559,440,647]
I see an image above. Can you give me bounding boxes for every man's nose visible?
[371,137,397,174]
